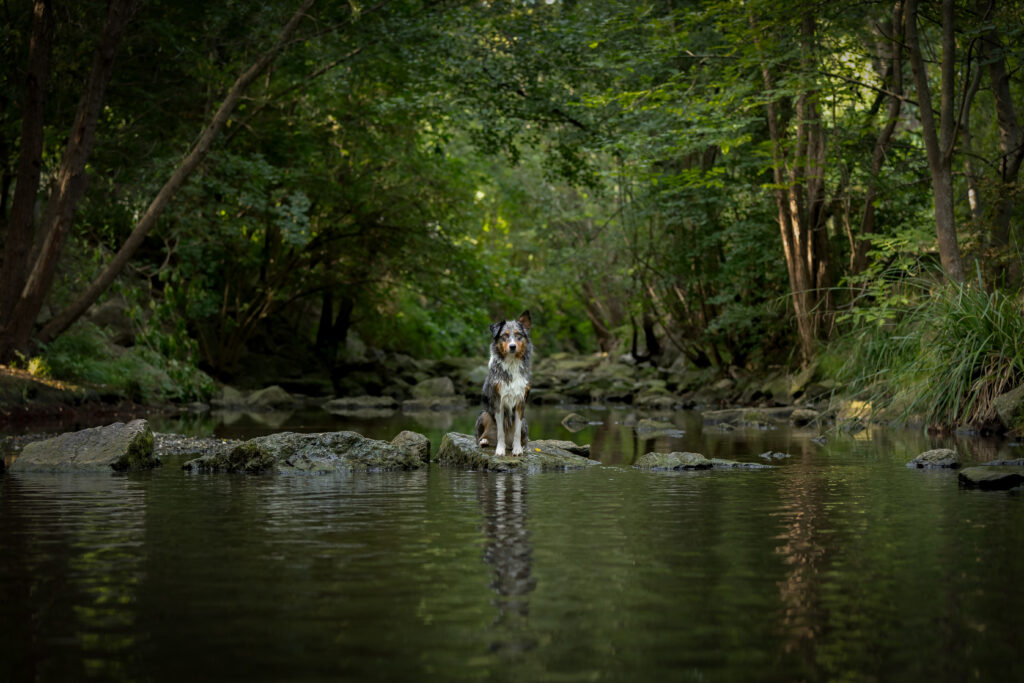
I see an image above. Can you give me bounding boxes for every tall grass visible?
[825,279,1024,429]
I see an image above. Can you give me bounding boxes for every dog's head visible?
[490,310,532,361]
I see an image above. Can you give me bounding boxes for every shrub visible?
[824,279,1024,429]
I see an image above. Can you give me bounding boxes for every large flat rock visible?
[183,430,424,474]
[634,451,774,471]
[436,432,599,473]
[10,419,158,472]
[958,466,1024,490]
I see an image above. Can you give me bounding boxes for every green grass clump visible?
[824,279,1024,429]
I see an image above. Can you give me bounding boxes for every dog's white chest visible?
[494,356,529,409]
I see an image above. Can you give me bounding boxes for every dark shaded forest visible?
[2,0,1023,430]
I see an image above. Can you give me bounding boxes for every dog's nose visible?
[509,343,517,352]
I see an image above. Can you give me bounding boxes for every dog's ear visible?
[489,321,504,338]
[518,310,531,331]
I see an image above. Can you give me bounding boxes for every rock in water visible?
[634,452,775,471]
[10,419,158,472]
[391,430,431,463]
[182,431,423,474]
[436,432,599,473]
[958,466,1024,490]
[634,419,686,438]
[906,448,961,469]
[634,451,712,470]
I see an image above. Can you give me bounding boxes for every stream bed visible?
[2,405,1022,681]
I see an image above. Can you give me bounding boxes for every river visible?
[1,405,1022,681]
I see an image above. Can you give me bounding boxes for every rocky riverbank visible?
[5,348,1024,436]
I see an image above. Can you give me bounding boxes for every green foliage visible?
[825,279,1024,428]
[41,322,213,403]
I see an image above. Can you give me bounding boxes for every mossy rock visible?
[436,432,599,473]
[634,451,711,470]
[391,430,431,463]
[10,419,158,472]
[183,430,423,474]
[906,448,960,469]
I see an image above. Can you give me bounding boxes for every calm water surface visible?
[2,406,1023,681]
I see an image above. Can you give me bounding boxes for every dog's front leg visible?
[509,405,524,454]
[494,403,506,457]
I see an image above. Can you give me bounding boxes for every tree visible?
[0,0,140,360]
[905,0,966,282]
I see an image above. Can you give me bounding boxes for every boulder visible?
[10,419,158,472]
[634,392,679,410]
[211,384,245,409]
[993,385,1024,433]
[701,408,745,425]
[561,412,589,431]
[182,431,422,474]
[435,432,599,473]
[958,466,1024,490]
[245,385,299,410]
[790,408,821,427]
[906,448,961,469]
[391,430,431,463]
[323,395,398,417]
[701,408,778,429]
[410,377,455,398]
[634,419,685,438]
[84,296,134,345]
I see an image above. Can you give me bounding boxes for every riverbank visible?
[4,349,1023,437]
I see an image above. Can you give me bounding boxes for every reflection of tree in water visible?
[773,441,828,659]
[477,473,536,654]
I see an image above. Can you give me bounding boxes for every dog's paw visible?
[512,446,524,457]
[478,437,490,447]
[495,445,506,457]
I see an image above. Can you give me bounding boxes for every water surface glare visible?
[2,407,1023,681]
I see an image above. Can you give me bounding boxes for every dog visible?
[475,310,532,456]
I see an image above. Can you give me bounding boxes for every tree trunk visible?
[0,0,52,331]
[978,0,1024,286]
[755,12,832,365]
[0,0,138,361]
[905,0,965,282]
[853,3,903,274]
[582,282,617,353]
[37,0,317,348]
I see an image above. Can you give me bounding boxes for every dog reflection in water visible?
[479,473,536,653]
[475,310,532,457]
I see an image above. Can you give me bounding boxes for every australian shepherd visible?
[475,310,532,456]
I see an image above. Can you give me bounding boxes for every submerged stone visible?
[635,451,774,471]
[958,466,1024,490]
[436,432,599,473]
[10,419,158,472]
[709,458,774,470]
[634,451,711,470]
[182,430,422,474]
[634,419,686,438]
[907,448,961,469]
[561,412,588,431]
